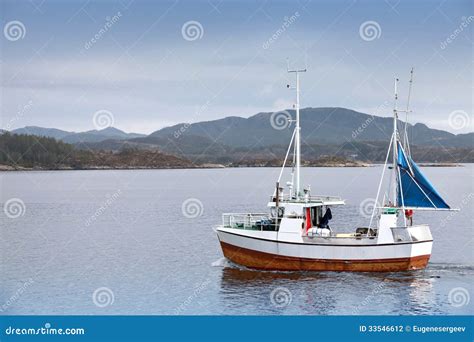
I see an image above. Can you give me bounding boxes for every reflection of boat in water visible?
[216,68,456,272]
[219,266,441,314]
[220,267,327,285]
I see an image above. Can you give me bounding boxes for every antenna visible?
[287,60,307,199]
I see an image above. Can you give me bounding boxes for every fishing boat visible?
[216,67,456,272]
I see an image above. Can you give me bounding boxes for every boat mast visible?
[288,65,306,199]
[392,77,399,206]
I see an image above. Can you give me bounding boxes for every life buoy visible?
[405,209,413,218]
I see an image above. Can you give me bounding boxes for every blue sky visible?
[1,0,472,134]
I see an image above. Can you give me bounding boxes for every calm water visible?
[1,166,473,315]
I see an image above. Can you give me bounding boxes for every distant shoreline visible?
[0,162,465,171]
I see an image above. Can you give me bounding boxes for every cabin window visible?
[270,206,285,218]
[319,206,333,228]
[311,207,321,227]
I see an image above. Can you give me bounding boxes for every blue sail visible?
[397,142,450,209]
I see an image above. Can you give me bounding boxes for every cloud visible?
[1,0,471,134]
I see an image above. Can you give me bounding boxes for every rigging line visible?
[369,133,394,230]
[404,168,439,209]
[291,127,297,197]
[404,68,414,156]
[277,128,297,183]
[387,150,394,205]
[397,162,407,227]
[398,142,414,178]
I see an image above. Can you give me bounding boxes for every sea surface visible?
[1,166,473,315]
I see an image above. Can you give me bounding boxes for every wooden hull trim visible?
[220,241,431,272]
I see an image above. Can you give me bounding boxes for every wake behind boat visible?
[216,67,457,272]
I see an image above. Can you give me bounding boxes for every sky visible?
[0,0,472,134]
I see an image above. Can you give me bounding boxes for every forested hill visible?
[0,133,197,169]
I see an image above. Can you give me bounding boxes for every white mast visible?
[287,65,306,199]
[392,77,399,206]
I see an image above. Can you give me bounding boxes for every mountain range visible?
[148,107,472,148]
[6,107,473,164]
[10,126,146,143]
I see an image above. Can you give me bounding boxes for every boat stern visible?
[405,225,433,270]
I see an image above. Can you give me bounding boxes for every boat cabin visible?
[267,195,345,235]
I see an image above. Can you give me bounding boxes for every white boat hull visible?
[216,228,432,272]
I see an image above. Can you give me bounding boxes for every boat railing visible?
[269,194,343,203]
[222,213,277,231]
